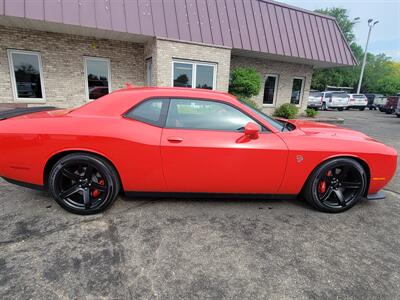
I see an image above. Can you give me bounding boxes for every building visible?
[0,0,356,114]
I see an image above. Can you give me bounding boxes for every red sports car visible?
[0,87,397,214]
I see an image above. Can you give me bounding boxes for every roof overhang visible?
[0,15,151,44]
[232,49,354,69]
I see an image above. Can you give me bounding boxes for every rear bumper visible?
[307,103,322,108]
[366,191,386,201]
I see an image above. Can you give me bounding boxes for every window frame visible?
[84,56,111,101]
[7,49,46,103]
[171,59,217,91]
[290,77,305,107]
[262,74,279,107]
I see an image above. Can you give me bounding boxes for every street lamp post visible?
[357,19,379,94]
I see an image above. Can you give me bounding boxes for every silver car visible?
[322,91,349,111]
[307,91,323,109]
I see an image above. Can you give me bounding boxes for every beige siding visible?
[230,55,313,114]
[0,26,145,107]
[152,39,232,92]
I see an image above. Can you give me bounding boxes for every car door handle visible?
[167,137,184,143]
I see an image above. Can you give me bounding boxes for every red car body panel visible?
[0,87,397,197]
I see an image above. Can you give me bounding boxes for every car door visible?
[160,98,288,194]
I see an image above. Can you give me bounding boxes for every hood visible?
[287,119,376,141]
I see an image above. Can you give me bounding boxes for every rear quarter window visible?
[125,98,168,127]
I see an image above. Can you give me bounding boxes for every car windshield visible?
[332,92,348,98]
[239,100,287,131]
[310,91,322,97]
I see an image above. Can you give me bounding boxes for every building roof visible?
[0,0,356,66]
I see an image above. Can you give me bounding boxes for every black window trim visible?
[123,97,269,133]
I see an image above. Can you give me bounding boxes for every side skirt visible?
[2,177,45,191]
[124,191,297,200]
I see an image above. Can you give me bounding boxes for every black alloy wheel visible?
[49,153,120,215]
[304,158,367,213]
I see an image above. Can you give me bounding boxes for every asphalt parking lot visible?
[0,109,399,299]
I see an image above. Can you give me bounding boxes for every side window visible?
[125,98,167,126]
[166,99,257,131]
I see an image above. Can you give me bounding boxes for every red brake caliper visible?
[318,170,333,194]
[92,179,105,198]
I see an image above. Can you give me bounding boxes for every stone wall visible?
[0,26,145,107]
[230,55,313,114]
[152,39,231,92]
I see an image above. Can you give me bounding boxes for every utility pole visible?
[357,19,379,94]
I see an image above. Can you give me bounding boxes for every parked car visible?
[375,95,388,112]
[0,87,397,215]
[365,93,385,110]
[396,98,400,117]
[322,91,349,111]
[307,91,323,110]
[347,94,368,111]
[383,96,399,114]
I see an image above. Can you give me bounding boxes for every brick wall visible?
[230,55,313,114]
[151,39,232,92]
[0,26,145,107]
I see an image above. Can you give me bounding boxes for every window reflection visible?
[10,52,43,99]
[173,63,193,88]
[290,78,304,105]
[86,58,110,100]
[196,65,214,90]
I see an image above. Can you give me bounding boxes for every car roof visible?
[70,87,239,117]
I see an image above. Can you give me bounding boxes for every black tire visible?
[359,107,365,111]
[379,108,385,112]
[303,158,367,213]
[48,153,120,215]
[338,108,344,111]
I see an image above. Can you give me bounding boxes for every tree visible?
[311,8,400,95]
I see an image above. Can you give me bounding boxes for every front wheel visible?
[303,158,368,213]
[48,153,120,215]
[338,107,344,111]
[359,107,366,111]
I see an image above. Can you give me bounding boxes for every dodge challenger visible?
[0,87,397,214]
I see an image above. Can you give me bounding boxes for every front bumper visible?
[366,191,386,201]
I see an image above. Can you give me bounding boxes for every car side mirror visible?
[244,122,260,139]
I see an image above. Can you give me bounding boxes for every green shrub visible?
[273,103,299,119]
[229,67,261,99]
[305,108,318,118]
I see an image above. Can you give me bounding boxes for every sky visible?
[279,0,400,61]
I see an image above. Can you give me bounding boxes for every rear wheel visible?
[338,107,344,111]
[304,158,367,213]
[359,107,365,111]
[48,153,120,215]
